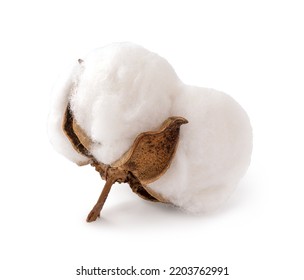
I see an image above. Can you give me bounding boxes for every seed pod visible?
[63,104,188,222]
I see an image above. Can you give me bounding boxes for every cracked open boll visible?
[48,42,252,222]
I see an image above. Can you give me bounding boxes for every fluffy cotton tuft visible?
[149,86,252,212]
[70,43,182,164]
[47,62,89,165]
[48,42,252,213]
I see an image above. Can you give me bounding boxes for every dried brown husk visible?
[62,104,188,221]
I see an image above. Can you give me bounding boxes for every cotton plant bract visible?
[48,42,252,221]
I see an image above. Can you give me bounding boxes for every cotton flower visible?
[48,42,252,215]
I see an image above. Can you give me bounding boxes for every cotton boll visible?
[149,86,252,212]
[47,62,89,165]
[70,42,182,164]
[48,42,253,216]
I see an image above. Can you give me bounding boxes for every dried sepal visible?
[112,117,188,185]
[63,104,92,160]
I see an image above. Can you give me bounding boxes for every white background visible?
[1,0,303,279]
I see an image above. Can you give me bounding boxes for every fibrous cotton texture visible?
[48,42,252,213]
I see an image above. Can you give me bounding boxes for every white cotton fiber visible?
[149,86,252,212]
[48,62,89,165]
[69,43,182,164]
[48,42,252,213]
